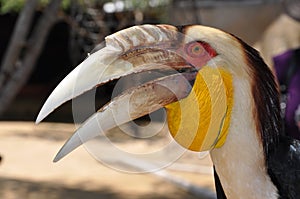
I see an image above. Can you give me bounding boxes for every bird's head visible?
[36,24,278,162]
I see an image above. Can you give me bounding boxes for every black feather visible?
[238,36,300,199]
[268,135,300,199]
[214,167,227,199]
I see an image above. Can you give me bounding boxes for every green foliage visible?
[0,0,171,14]
[0,0,24,13]
[0,0,71,14]
[129,0,171,23]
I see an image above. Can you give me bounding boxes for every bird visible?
[36,24,300,199]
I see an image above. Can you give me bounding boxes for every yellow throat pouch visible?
[165,66,234,151]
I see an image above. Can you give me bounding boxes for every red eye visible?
[185,41,217,58]
[183,41,217,68]
[186,42,205,58]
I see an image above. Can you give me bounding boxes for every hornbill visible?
[36,25,300,198]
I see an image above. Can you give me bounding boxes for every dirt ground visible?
[0,122,216,199]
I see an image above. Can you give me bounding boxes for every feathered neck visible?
[241,39,282,156]
[210,38,282,199]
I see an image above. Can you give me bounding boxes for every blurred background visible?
[0,0,299,198]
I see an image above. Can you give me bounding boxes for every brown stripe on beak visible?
[36,25,188,123]
[53,71,197,162]
[35,24,198,162]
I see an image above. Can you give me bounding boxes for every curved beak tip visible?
[35,109,48,124]
[52,132,83,162]
[36,24,199,162]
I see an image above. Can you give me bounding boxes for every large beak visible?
[36,25,197,162]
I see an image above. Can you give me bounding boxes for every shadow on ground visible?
[0,177,199,199]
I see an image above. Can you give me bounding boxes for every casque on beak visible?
[36,25,198,162]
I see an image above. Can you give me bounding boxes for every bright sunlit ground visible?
[0,122,215,199]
